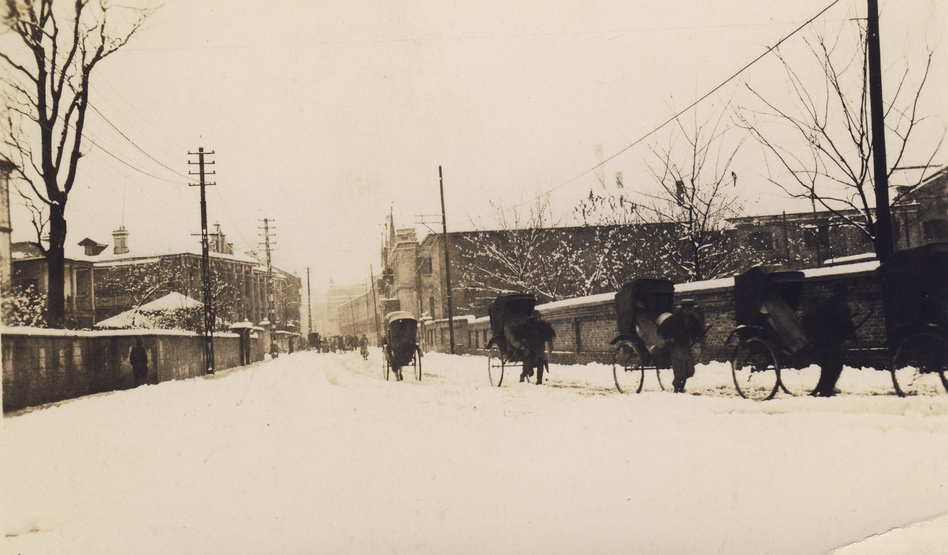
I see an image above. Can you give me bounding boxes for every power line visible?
[529,0,844,206]
[86,102,190,179]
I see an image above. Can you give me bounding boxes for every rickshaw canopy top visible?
[488,293,537,338]
[614,278,675,337]
[733,266,805,327]
[385,311,416,326]
[880,242,948,336]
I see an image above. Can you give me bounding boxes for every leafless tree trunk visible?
[736,24,943,257]
[0,0,151,327]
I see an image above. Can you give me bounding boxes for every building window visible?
[923,219,948,240]
[748,230,774,251]
[420,257,433,274]
[429,297,436,319]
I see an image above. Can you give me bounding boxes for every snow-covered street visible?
[3,350,947,554]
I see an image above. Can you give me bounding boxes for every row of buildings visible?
[339,168,948,341]
[0,163,301,331]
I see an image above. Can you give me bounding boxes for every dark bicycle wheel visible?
[413,347,422,381]
[890,330,948,396]
[488,345,505,387]
[613,341,645,394]
[732,337,780,401]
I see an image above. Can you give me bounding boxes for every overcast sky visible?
[4,0,946,292]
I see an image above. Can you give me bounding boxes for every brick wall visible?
[2,329,267,413]
[422,264,888,368]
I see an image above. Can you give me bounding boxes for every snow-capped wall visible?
[1,329,257,413]
[424,265,888,368]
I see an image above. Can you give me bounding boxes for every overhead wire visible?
[525,0,845,207]
[3,46,258,248]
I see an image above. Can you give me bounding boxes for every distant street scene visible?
[1,0,947,552]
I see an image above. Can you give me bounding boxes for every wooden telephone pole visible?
[188,148,215,374]
[867,0,892,261]
[439,166,455,354]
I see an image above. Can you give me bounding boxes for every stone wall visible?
[2,329,265,413]
[423,263,888,368]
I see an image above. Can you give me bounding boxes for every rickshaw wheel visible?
[488,345,505,387]
[777,359,818,397]
[890,330,948,396]
[383,354,391,381]
[731,337,780,401]
[654,364,676,392]
[613,341,645,394]
[413,347,422,381]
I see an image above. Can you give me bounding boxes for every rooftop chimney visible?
[113,226,129,254]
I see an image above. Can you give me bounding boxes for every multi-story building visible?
[9,241,97,328]
[324,281,371,337]
[90,225,301,331]
[370,195,945,324]
[898,166,948,245]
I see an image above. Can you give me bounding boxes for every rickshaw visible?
[728,267,815,400]
[610,278,705,393]
[882,242,948,396]
[486,293,555,386]
[382,311,422,381]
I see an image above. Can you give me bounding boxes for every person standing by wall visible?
[129,338,148,387]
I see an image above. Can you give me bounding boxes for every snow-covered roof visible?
[140,291,203,311]
[94,292,203,329]
[10,241,101,263]
[96,245,260,266]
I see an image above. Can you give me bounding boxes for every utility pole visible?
[306,266,313,340]
[867,0,893,261]
[259,218,276,332]
[188,147,216,375]
[439,165,455,354]
[370,265,381,340]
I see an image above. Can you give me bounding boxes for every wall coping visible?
[430,261,882,329]
[0,326,240,339]
[423,315,475,327]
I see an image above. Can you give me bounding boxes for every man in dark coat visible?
[803,283,856,397]
[507,311,556,385]
[129,338,148,387]
[658,300,705,393]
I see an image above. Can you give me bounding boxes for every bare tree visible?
[456,197,581,311]
[96,260,173,318]
[0,0,151,327]
[737,23,943,258]
[641,112,757,282]
[571,190,643,293]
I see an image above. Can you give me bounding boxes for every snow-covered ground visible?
[2,350,947,554]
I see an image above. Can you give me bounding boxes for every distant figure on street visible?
[359,334,369,360]
[129,338,148,387]
[803,283,856,397]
